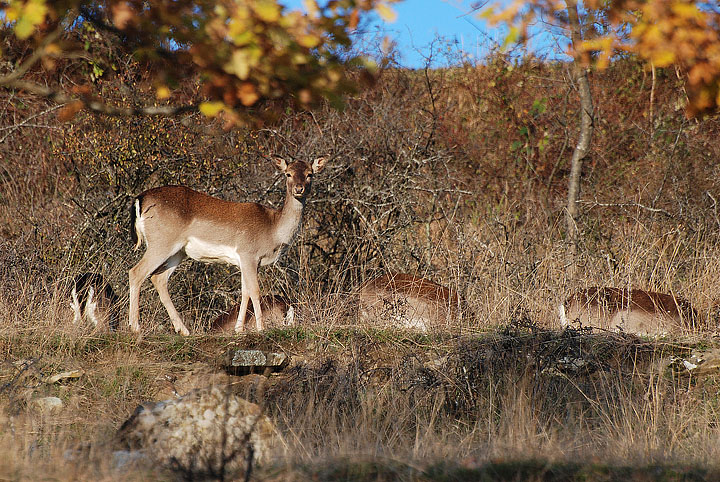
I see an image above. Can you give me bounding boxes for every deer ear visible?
[311,156,328,174]
[271,156,288,172]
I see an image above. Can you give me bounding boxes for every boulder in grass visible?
[116,386,279,476]
[223,349,290,376]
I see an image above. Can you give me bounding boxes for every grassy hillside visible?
[2,54,720,479]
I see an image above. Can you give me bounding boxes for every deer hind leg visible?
[150,251,190,336]
[71,286,83,324]
[84,286,98,327]
[129,247,183,333]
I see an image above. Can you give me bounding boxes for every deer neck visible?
[274,191,305,244]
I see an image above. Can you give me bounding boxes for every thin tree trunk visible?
[565,0,594,261]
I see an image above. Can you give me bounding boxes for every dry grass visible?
[2,55,720,479]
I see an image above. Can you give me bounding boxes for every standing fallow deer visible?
[128,156,327,335]
[559,287,698,336]
[210,294,294,333]
[358,273,461,331]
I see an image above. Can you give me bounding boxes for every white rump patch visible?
[134,199,146,250]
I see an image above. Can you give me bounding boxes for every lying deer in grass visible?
[70,272,119,333]
[358,273,461,331]
[209,294,294,333]
[559,287,698,336]
[129,156,327,335]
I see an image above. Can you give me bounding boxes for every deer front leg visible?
[234,293,250,333]
[235,259,263,332]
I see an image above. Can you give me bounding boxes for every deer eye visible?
[286,173,291,178]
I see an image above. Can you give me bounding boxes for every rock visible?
[44,369,84,384]
[33,396,63,413]
[682,348,720,377]
[111,450,150,469]
[223,349,290,376]
[116,386,279,475]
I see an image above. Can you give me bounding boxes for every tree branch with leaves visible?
[483,0,720,116]
[1,0,397,126]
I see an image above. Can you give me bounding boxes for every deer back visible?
[358,273,460,331]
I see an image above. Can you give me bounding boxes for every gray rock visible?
[223,349,289,375]
[33,396,63,413]
[116,386,279,475]
[111,450,150,469]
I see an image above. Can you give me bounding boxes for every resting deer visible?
[128,156,327,335]
[358,273,461,331]
[210,294,294,333]
[559,287,697,336]
[70,272,120,333]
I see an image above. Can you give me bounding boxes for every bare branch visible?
[5,79,200,117]
[579,199,672,217]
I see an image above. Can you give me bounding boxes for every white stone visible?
[116,386,279,474]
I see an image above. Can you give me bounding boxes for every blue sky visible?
[379,1,568,67]
[283,0,567,68]
[386,0,506,67]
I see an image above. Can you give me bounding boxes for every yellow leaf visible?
[156,85,171,99]
[199,101,226,117]
[478,7,495,20]
[671,3,701,20]
[226,50,251,79]
[15,18,35,39]
[12,0,48,39]
[45,43,61,55]
[503,26,521,47]
[253,0,281,23]
[6,5,18,22]
[651,50,676,68]
[376,3,397,23]
[298,34,320,48]
[23,0,47,25]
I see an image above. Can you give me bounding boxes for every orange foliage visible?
[484,0,720,116]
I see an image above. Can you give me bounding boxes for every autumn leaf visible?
[349,9,360,29]
[376,3,397,23]
[12,0,48,39]
[57,101,84,122]
[298,34,321,48]
[156,85,171,100]
[303,0,319,17]
[112,2,136,30]
[253,0,281,23]
[199,101,225,117]
[238,83,259,106]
